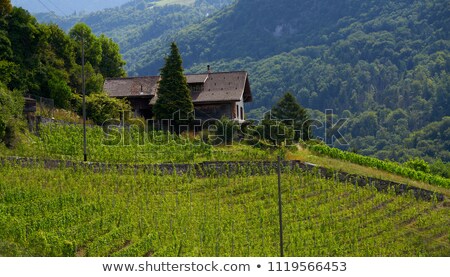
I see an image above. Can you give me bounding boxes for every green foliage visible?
[404,117,450,162]
[349,111,379,138]
[48,69,72,109]
[0,0,12,17]
[85,67,105,94]
[0,6,126,123]
[0,61,17,85]
[6,7,41,92]
[0,84,24,147]
[69,63,104,95]
[98,35,126,78]
[83,93,130,125]
[210,116,240,145]
[430,159,450,179]
[0,30,12,60]
[271,92,310,141]
[249,115,294,146]
[404,158,431,174]
[153,42,194,124]
[45,23,76,71]
[65,25,125,95]
[69,23,103,69]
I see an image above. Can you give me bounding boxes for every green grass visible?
[0,164,449,257]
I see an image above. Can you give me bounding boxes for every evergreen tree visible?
[153,42,194,129]
[271,92,310,141]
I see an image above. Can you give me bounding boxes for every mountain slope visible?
[30,0,450,162]
[34,0,233,71]
[128,0,449,162]
[134,0,449,74]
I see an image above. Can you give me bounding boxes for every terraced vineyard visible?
[1,123,275,163]
[0,164,448,257]
[310,144,450,189]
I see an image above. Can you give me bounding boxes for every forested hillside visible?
[34,0,233,71]
[132,0,449,162]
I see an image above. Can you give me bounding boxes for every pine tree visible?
[153,42,194,128]
[271,92,310,141]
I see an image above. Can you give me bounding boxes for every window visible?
[189,84,203,93]
[240,107,244,120]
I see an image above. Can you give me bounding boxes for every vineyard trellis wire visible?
[0,162,449,257]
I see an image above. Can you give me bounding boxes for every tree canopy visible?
[0,2,128,128]
[271,92,310,141]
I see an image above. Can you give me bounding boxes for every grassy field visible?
[0,164,449,257]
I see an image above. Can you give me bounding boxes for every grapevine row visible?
[310,144,450,188]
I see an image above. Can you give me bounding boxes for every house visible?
[103,70,252,122]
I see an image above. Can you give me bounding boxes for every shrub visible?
[211,116,241,145]
[253,118,294,146]
[0,84,24,147]
[404,158,430,173]
[430,159,450,178]
[75,92,130,125]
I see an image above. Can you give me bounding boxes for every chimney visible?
[207,65,211,74]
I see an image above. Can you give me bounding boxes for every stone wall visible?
[0,156,444,202]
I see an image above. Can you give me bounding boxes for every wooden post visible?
[81,29,87,162]
[278,154,284,257]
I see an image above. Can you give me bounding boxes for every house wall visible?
[234,97,245,122]
[194,103,232,122]
[127,98,152,118]
[124,97,245,123]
